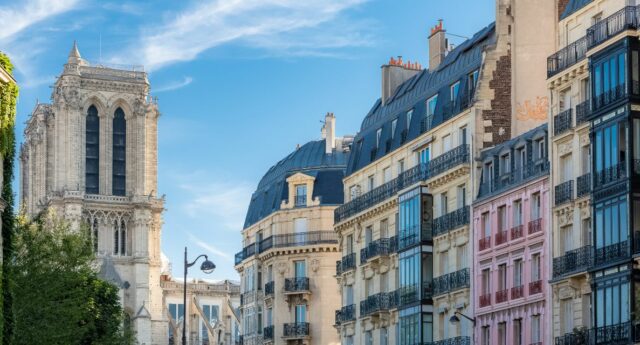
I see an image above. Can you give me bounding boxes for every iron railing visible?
[592,322,632,344]
[577,173,591,198]
[335,304,356,325]
[553,245,593,278]
[511,224,524,240]
[283,323,309,338]
[478,160,550,199]
[284,277,309,292]
[337,253,356,275]
[529,280,542,294]
[421,115,434,134]
[360,292,397,316]
[263,325,274,341]
[554,329,591,345]
[479,293,491,307]
[555,180,574,206]
[235,231,338,265]
[360,238,394,264]
[495,230,508,246]
[399,285,419,306]
[587,6,639,49]
[547,36,588,78]
[496,289,508,303]
[433,336,471,345]
[441,92,473,121]
[528,218,543,235]
[594,84,627,111]
[433,268,470,296]
[433,206,470,237]
[479,236,491,251]
[511,285,524,299]
[554,108,573,136]
[264,281,274,296]
[575,99,591,125]
[428,144,470,177]
[594,240,630,267]
[399,223,432,250]
[594,161,626,188]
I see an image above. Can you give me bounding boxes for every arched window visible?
[113,220,119,255]
[120,220,127,255]
[113,220,127,256]
[86,105,99,194]
[113,108,126,196]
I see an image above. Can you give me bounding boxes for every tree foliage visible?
[10,215,135,345]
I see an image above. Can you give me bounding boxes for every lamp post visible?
[449,310,475,325]
[182,246,216,345]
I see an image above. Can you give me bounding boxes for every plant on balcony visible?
[571,326,589,345]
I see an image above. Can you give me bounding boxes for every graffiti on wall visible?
[516,96,548,121]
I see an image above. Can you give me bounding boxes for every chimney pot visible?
[428,20,447,70]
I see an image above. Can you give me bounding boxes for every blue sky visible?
[1,0,495,280]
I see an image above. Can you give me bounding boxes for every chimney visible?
[324,112,336,154]
[381,56,422,105]
[429,19,447,71]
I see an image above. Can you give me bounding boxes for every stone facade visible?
[20,43,167,345]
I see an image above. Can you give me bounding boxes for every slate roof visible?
[560,0,594,20]
[243,139,349,229]
[346,22,496,176]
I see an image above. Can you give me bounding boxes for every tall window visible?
[498,205,507,232]
[498,322,506,345]
[86,105,99,194]
[482,326,490,345]
[450,82,460,104]
[391,119,398,139]
[498,264,507,291]
[531,192,541,220]
[418,147,430,165]
[513,200,522,226]
[531,253,541,282]
[112,108,126,196]
[513,319,522,345]
[531,315,541,343]
[406,109,413,129]
[201,304,219,341]
[469,70,479,94]
[295,184,307,206]
[113,220,127,256]
[513,259,523,288]
[427,96,438,117]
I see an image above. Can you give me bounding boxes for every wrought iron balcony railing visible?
[594,240,630,267]
[284,277,309,292]
[528,218,542,235]
[553,245,593,278]
[478,160,550,199]
[591,321,633,344]
[235,231,338,265]
[594,84,627,111]
[555,180,574,206]
[335,304,356,325]
[433,336,471,345]
[496,289,508,303]
[594,161,626,188]
[433,268,470,296]
[399,285,419,306]
[264,281,274,297]
[554,108,573,136]
[479,236,491,251]
[399,223,432,250]
[495,230,508,246]
[335,145,469,223]
[575,99,591,125]
[479,293,491,307]
[360,238,394,264]
[441,92,473,122]
[529,280,542,294]
[547,36,587,78]
[337,253,356,275]
[511,224,524,240]
[587,6,640,49]
[511,285,524,299]
[360,292,396,317]
[433,206,470,237]
[263,325,274,340]
[283,323,310,338]
[555,328,592,345]
[576,173,591,198]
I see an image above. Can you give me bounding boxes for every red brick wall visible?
[482,52,512,147]
[558,0,570,19]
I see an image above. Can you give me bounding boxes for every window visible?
[560,88,571,111]
[497,205,507,231]
[112,107,126,196]
[482,212,491,238]
[482,326,490,345]
[294,218,307,234]
[591,50,626,108]
[561,299,574,334]
[535,138,545,160]
[365,226,373,246]
[380,219,389,239]
[392,119,398,139]
[581,145,591,175]
[561,154,573,182]
[484,162,494,185]
[398,191,431,250]
[85,105,99,194]
[459,126,468,146]
[380,327,388,345]
[418,147,430,164]
[513,319,522,345]
[531,253,541,282]
[513,259,523,288]
[450,82,460,103]
[344,336,354,345]
[582,218,592,246]
[595,279,630,328]
[295,184,307,206]
[346,234,354,254]
[295,304,306,324]
[201,304,220,341]
[469,70,479,94]
[531,192,541,220]
[498,322,506,345]
[113,220,126,256]
[513,200,522,226]
[499,153,510,175]
[593,122,626,176]
[457,184,466,208]
[498,264,507,290]
[168,303,185,323]
[365,331,373,345]
[440,192,448,216]
[406,109,413,129]
[516,147,526,178]
[442,134,452,152]
[531,315,541,343]
[398,159,405,174]
[376,128,382,148]
[482,268,491,294]
[383,166,392,183]
[594,195,628,249]
[368,175,375,191]
[294,260,306,278]
[427,96,438,117]
[562,225,573,253]
[349,185,361,201]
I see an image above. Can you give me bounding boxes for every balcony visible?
[334,304,356,326]
[399,285,419,306]
[263,325,274,341]
[576,173,591,198]
[547,36,587,78]
[479,293,491,307]
[511,285,524,299]
[433,206,470,237]
[284,277,310,294]
[495,230,508,246]
[554,109,573,136]
[360,292,397,317]
[428,144,470,178]
[433,268,470,296]
[529,280,542,295]
[511,224,524,240]
[433,336,471,345]
[575,99,591,125]
[528,218,542,235]
[399,223,432,250]
[586,6,639,49]
[553,245,593,278]
[594,84,627,111]
[594,161,626,189]
[594,240,630,267]
[496,289,508,303]
[235,231,338,265]
[555,180,574,206]
[478,160,550,199]
[479,236,491,251]
[264,281,274,297]
[360,238,395,265]
[591,322,633,345]
[283,323,310,339]
[337,253,356,275]
[294,194,306,207]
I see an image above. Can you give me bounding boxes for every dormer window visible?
[499,153,510,176]
[406,109,413,129]
[450,82,460,104]
[427,95,438,117]
[391,119,398,139]
[535,138,546,160]
[376,128,382,148]
[469,70,479,94]
[295,184,307,207]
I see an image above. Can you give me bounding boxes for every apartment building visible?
[333,2,555,344]
[473,124,550,345]
[234,114,350,345]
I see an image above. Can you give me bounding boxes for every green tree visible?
[11,215,135,345]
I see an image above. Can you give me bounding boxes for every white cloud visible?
[187,233,233,262]
[0,0,81,40]
[153,76,193,93]
[126,0,371,70]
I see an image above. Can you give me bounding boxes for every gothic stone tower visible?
[20,42,167,345]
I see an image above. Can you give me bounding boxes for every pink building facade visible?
[473,124,550,345]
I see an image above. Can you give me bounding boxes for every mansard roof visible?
[243,139,349,229]
[346,22,496,176]
[560,0,594,20]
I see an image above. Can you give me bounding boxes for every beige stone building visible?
[333,2,555,344]
[20,43,167,345]
[234,114,349,345]
[161,256,241,345]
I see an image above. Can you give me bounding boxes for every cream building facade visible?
[235,114,349,345]
[20,43,167,345]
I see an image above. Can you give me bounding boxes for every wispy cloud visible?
[153,76,193,93]
[126,0,371,70]
[187,233,232,261]
[0,0,81,40]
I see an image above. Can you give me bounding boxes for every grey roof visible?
[560,0,594,20]
[243,139,349,229]
[346,22,496,176]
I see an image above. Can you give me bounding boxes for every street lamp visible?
[449,310,475,326]
[182,246,216,345]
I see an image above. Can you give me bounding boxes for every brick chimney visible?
[324,112,336,154]
[429,20,447,71]
[381,56,422,105]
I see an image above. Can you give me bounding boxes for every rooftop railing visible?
[478,160,550,200]
[586,6,639,49]
[235,231,337,265]
[547,36,588,78]
[433,268,470,296]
